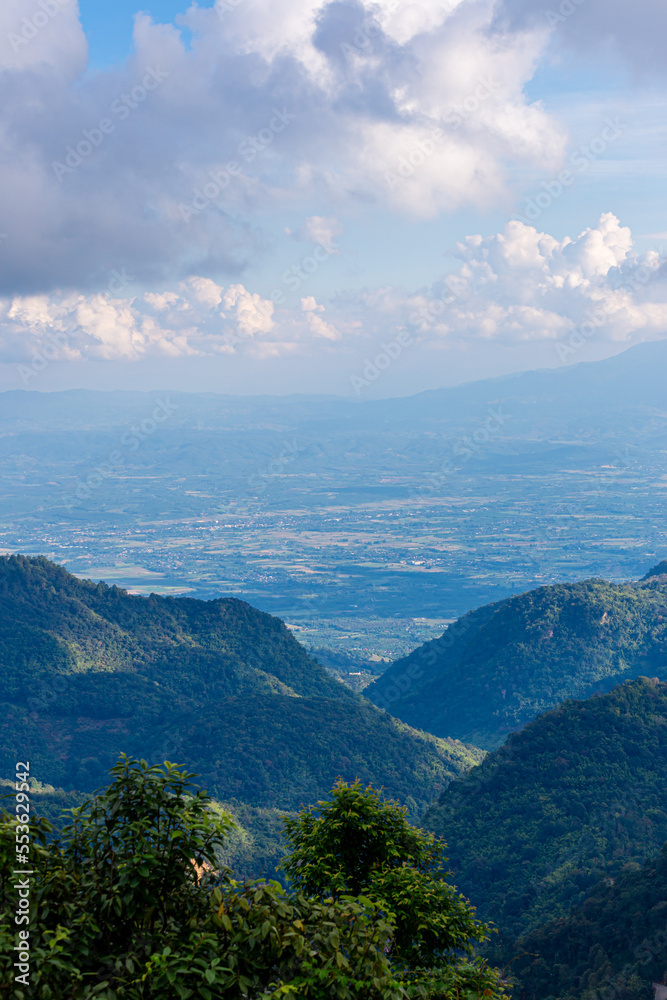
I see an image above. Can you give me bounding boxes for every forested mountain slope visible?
[0,555,481,816]
[513,842,667,1000]
[0,552,344,703]
[367,564,667,748]
[422,678,667,945]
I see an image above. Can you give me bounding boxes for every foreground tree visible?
[1,758,401,999]
[1,761,508,999]
[282,780,508,998]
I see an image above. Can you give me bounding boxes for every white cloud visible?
[1,279,273,363]
[0,0,570,293]
[299,296,340,340]
[3,214,666,370]
[401,213,667,348]
[0,0,87,75]
[222,284,274,337]
[294,216,343,252]
[186,276,223,308]
[305,311,340,341]
[494,0,667,77]
[301,295,323,311]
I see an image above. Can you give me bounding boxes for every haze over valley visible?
[2,0,667,995]
[3,339,667,663]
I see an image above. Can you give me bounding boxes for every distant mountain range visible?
[3,338,667,442]
[2,341,667,490]
[0,555,480,817]
[366,562,667,747]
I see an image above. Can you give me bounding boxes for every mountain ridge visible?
[366,571,667,747]
[0,555,481,817]
[422,677,667,944]
[514,841,667,1000]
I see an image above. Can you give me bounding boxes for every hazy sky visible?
[0,0,666,396]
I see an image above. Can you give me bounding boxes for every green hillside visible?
[513,842,667,1000]
[0,777,291,883]
[0,553,346,703]
[366,568,667,747]
[422,678,667,946]
[0,555,481,818]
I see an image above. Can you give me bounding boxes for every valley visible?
[2,341,667,660]
[3,4,666,991]
[2,552,667,998]
[2,343,667,998]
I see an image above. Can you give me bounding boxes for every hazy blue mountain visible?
[3,338,667,436]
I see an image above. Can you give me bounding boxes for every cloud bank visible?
[5,214,666,378]
[2,0,665,386]
[0,0,566,293]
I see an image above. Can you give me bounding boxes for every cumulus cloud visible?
[1,275,346,369]
[300,295,341,340]
[401,213,667,351]
[0,0,570,294]
[1,278,272,364]
[0,0,87,74]
[493,0,667,76]
[3,214,666,373]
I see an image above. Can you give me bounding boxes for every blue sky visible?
[0,0,666,395]
[79,0,212,68]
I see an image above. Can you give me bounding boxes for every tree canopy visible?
[282,779,505,995]
[367,577,667,748]
[1,758,508,999]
